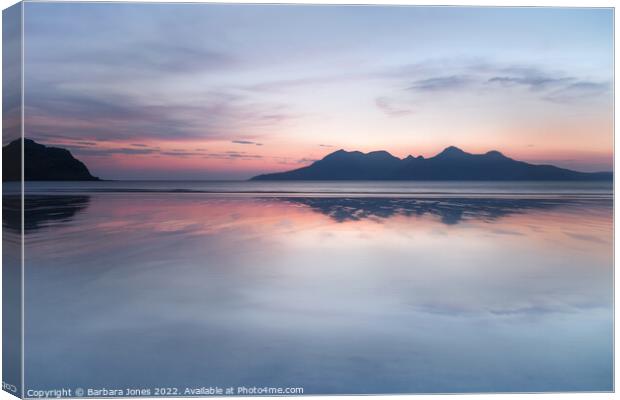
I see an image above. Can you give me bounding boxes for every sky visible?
[18,3,614,180]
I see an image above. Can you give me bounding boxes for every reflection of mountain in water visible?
[3,195,91,233]
[280,197,573,225]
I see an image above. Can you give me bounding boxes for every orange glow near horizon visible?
[27,92,613,179]
[73,143,612,181]
[44,133,612,180]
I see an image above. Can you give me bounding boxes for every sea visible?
[3,180,613,394]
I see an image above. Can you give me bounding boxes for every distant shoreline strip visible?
[11,187,613,200]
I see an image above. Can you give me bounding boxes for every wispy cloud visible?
[204,151,263,160]
[488,75,573,91]
[543,81,611,103]
[381,60,610,106]
[61,140,268,161]
[64,145,160,156]
[486,65,575,91]
[23,7,297,150]
[408,75,472,92]
[25,82,293,144]
[375,97,413,117]
[160,150,207,157]
[297,157,317,164]
[232,140,263,146]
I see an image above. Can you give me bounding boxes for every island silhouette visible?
[3,138,99,181]
[252,147,612,181]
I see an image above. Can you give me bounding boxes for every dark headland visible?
[251,147,612,181]
[3,138,99,181]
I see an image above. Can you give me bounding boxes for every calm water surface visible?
[9,181,613,394]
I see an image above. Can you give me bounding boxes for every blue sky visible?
[20,3,613,179]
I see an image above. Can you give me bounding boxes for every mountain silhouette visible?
[251,147,612,181]
[3,138,99,181]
